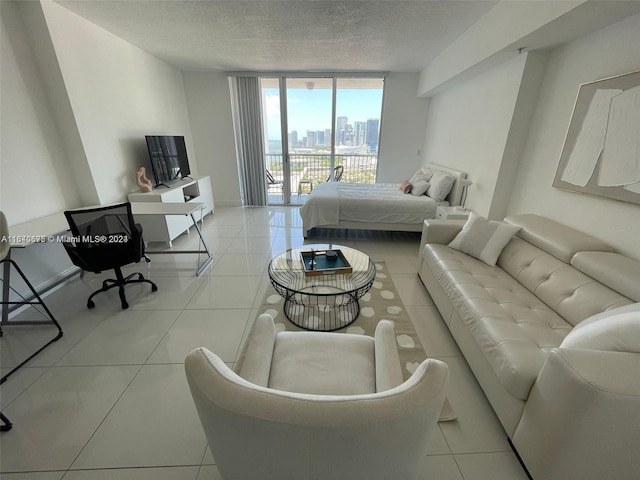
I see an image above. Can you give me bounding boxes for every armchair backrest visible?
[185,347,448,480]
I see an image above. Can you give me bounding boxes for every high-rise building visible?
[343,123,354,146]
[336,116,348,133]
[366,118,379,152]
[336,116,348,145]
[324,129,332,146]
[290,130,298,148]
[315,130,324,146]
[306,131,316,147]
[354,121,367,146]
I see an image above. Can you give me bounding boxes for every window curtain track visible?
[231,77,267,206]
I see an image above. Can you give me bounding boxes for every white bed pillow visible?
[426,171,455,202]
[421,167,436,182]
[560,303,640,353]
[410,179,430,196]
[409,167,436,185]
[448,212,520,266]
[408,170,423,185]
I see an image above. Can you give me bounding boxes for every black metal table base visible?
[1,412,13,432]
[1,256,64,385]
[268,245,376,332]
[1,251,65,432]
[283,291,361,331]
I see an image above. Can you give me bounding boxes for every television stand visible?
[128,176,214,245]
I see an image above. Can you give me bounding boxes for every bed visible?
[299,163,468,237]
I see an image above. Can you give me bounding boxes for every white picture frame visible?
[553,70,640,205]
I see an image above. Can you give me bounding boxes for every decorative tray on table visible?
[300,249,353,277]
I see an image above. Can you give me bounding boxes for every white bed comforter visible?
[299,182,441,232]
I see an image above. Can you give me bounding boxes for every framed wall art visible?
[553,70,640,205]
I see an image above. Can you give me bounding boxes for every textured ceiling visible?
[54,0,498,72]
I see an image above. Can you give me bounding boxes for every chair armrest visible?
[237,314,277,387]
[418,219,465,259]
[513,348,640,479]
[374,320,404,392]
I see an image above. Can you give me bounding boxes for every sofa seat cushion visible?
[423,243,573,400]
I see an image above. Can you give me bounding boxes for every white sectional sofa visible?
[418,213,640,480]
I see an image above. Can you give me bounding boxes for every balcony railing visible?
[266,153,377,188]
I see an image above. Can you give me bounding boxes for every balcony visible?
[266,153,378,204]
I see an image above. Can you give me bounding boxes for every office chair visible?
[63,203,157,309]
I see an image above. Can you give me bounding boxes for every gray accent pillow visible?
[448,212,520,266]
[426,171,455,202]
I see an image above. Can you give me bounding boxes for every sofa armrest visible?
[513,349,640,480]
[418,219,465,259]
[237,314,277,387]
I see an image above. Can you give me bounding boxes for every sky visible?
[263,87,383,140]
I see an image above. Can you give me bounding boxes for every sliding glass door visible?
[334,78,383,184]
[261,78,285,204]
[260,76,384,205]
[285,78,333,204]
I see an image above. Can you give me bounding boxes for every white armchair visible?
[185,314,449,480]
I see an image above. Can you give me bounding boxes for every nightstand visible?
[436,206,471,221]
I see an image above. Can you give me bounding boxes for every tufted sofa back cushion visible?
[497,236,632,326]
[571,252,640,302]
[504,214,615,263]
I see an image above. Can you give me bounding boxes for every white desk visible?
[3,203,214,321]
[8,213,71,247]
[130,202,213,276]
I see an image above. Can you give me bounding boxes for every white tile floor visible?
[0,206,530,479]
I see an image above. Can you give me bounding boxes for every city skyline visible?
[288,116,380,151]
[262,86,383,141]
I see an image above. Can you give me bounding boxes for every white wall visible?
[40,0,196,205]
[1,0,202,296]
[507,13,640,258]
[417,0,583,97]
[0,1,81,224]
[0,1,77,295]
[421,55,528,217]
[182,73,242,207]
[376,73,429,183]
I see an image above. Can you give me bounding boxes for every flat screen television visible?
[145,135,191,187]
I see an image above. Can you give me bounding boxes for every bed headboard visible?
[426,163,468,207]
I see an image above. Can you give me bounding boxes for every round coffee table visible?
[268,244,376,331]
